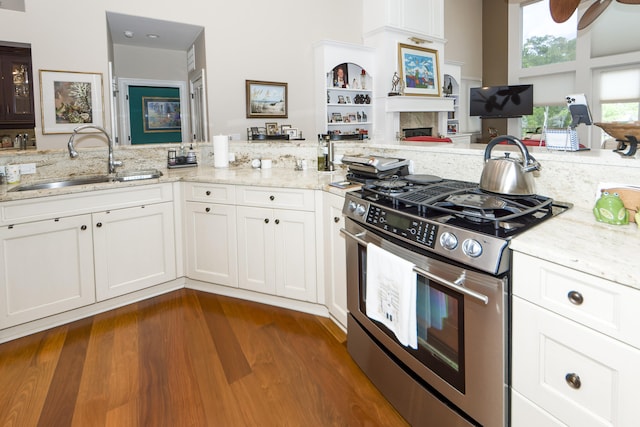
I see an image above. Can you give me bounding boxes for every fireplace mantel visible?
[385,96,454,112]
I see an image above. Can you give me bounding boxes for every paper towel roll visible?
[213,135,229,168]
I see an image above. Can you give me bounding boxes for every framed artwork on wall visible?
[245,80,288,118]
[397,43,441,97]
[39,70,104,134]
[142,97,181,133]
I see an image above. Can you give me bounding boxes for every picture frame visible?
[280,124,292,134]
[331,112,343,123]
[142,97,181,133]
[265,122,279,136]
[285,128,299,139]
[246,80,288,118]
[332,63,349,88]
[39,70,104,134]
[397,43,441,97]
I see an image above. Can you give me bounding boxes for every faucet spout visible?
[68,124,122,174]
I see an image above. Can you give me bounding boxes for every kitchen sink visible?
[8,169,163,192]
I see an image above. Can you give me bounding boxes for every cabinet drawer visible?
[183,182,236,204]
[512,297,640,427]
[0,183,173,226]
[511,389,566,427]
[513,252,640,349]
[236,186,314,211]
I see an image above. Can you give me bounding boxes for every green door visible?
[128,86,182,144]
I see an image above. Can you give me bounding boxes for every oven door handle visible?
[340,228,490,306]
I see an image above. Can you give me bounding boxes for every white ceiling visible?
[106,11,203,51]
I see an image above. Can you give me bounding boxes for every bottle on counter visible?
[317,134,327,171]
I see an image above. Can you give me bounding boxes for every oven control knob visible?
[462,239,483,258]
[355,204,366,217]
[439,232,458,250]
[347,201,358,213]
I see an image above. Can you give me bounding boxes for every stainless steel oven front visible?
[342,217,509,427]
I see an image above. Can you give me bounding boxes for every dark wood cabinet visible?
[0,47,35,129]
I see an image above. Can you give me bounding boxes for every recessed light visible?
[146,33,160,39]
[124,30,134,38]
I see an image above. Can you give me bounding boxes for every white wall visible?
[0,0,365,149]
[113,45,187,80]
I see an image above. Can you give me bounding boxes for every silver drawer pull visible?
[567,290,584,305]
[565,373,582,389]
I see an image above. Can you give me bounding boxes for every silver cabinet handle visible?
[567,290,584,305]
[340,228,489,305]
[565,373,581,389]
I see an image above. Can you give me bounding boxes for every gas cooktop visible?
[343,176,572,274]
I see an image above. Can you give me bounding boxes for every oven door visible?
[342,218,508,427]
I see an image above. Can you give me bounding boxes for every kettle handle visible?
[484,135,532,165]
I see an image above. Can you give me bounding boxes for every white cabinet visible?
[93,202,177,301]
[0,183,176,329]
[363,0,444,39]
[511,252,640,427]
[236,186,317,302]
[315,41,375,140]
[322,191,348,328]
[0,215,96,329]
[184,182,238,287]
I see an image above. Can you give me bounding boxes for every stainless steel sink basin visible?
[114,169,163,182]
[8,175,113,192]
[8,169,163,192]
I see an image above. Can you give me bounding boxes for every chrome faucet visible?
[68,124,123,174]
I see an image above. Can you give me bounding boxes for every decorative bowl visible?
[594,121,640,142]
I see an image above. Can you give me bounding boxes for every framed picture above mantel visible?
[398,43,441,97]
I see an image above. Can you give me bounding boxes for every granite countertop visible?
[510,206,640,290]
[0,166,352,202]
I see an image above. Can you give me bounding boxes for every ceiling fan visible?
[550,0,640,30]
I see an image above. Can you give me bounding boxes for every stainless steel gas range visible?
[340,161,570,426]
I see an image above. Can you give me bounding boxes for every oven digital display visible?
[366,207,438,248]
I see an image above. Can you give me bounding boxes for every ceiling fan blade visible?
[578,0,613,30]
[617,0,640,4]
[550,0,581,23]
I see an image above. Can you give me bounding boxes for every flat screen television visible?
[469,84,533,118]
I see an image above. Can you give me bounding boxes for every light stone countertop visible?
[510,206,640,290]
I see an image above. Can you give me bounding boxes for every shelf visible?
[328,122,372,126]
[327,103,372,107]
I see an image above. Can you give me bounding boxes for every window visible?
[521,0,576,68]
[522,106,571,138]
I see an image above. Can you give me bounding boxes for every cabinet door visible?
[513,297,640,427]
[0,215,95,328]
[273,209,317,302]
[236,205,276,295]
[322,192,347,327]
[0,53,35,124]
[185,201,238,287]
[93,203,176,301]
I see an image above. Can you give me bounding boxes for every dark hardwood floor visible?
[0,289,408,426]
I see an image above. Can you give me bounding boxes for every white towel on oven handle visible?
[365,243,418,349]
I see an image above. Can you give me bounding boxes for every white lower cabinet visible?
[322,191,347,328]
[0,215,96,329]
[511,252,640,427]
[184,200,238,287]
[236,205,317,302]
[93,202,176,301]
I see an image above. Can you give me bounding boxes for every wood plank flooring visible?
[0,289,408,426]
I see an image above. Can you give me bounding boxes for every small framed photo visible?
[280,124,292,134]
[265,122,279,135]
[332,63,349,88]
[246,80,288,118]
[39,70,104,134]
[285,128,299,139]
[331,112,343,123]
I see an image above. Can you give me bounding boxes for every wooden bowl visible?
[594,121,640,142]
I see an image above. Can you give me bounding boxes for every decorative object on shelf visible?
[245,80,288,118]
[397,43,441,97]
[332,63,348,88]
[39,70,104,134]
[284,128,299,139]
[595,121,640,157]
[360,69,367,90]
[389,71,402,96]
[593,191,629,225]
[265,122,279,136]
